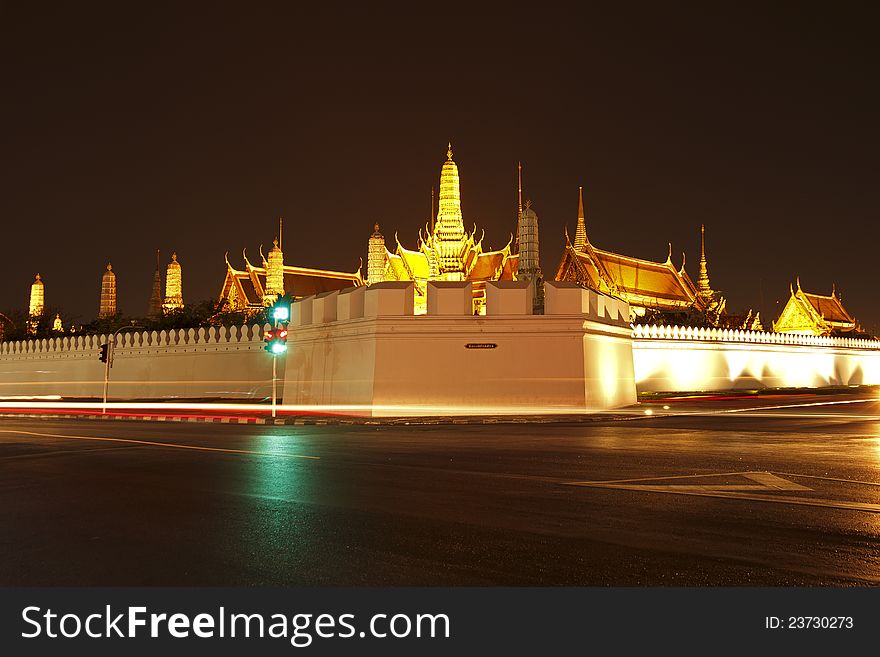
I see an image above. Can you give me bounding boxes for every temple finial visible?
[517,161,523,219]
[666,242,673,263]
[447,142,453,160]
[697,224,713,298]
[279,216,283,251]
[573,186,587,250]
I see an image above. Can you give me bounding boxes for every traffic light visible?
[98,343,109,363]
[263,328,288,355]
[264,297,290,356]
[271,303,290,324]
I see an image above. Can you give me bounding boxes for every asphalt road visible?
[2,393,879,585]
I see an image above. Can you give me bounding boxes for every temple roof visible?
[501,253,519,280]
[396,244,431,280]
[557,240,701,312]
[468,250,506,281]
[800,290,853,324]
[592,247,695,303]
[222,262,362,307]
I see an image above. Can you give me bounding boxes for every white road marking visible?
[0,428,319,460]
[564,470,880,513]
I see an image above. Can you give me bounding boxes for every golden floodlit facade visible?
[772,280,862,336]
[556,187,709,322]
[554,188,760,328]
[367,144,519,314]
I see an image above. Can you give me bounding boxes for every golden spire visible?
[279,216,283,251]
[433,142,466,279]
[447,142,453,160]
[573,186,587,250]
[697,224,713,298]
[517,161,523,219]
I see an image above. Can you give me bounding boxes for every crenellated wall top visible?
[0,323,270,357]
[632,324,880,351]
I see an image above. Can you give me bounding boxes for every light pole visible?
[102,323,144,414]
[264,299,290,419]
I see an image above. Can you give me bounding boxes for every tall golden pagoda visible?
[99,263,117,319]
[367,223,386,285]
[28,273,45,335]
[369,143,519,314]
[163,252,184,313]
[263,239,285,305]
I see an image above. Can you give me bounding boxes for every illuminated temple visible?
[367,144,520,314]
[772,280,862,336]
[555,188,749,327]
[220,225,363,310]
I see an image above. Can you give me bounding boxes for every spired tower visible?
[148,249,163,318]
[367,223,386,285]
[697,224,714,301]
[28,273,45,334]
[99,263,117,319]
[431,143,468,280]
[163,252,184,313]
[573,186,587,251]
[264,239,285,304]
[515,163,543,310]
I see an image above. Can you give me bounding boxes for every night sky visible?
[2,4,877,332]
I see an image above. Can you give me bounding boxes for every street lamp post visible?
[102,323,144,415]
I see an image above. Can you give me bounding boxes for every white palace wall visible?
[0,325,275,400]
[632,324,880,392]
[281,281,637,416]
[4,292,877,410]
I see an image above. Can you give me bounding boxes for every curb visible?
[0,411,639,427]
